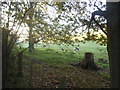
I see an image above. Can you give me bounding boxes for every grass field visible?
[22,41,109,67]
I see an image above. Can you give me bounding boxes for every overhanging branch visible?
[88,10,107,36]
[93,18,107,35]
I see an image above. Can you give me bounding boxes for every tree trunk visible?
[107,2,120,88]
[2,29,11,88]
[81,52,98,70]
[2,49,9,88]
[28,25,34,52]
[28,2,34,52]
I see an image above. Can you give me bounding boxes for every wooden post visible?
[59,77,66,88]
[29,60,33,88]
[18,52,23,77]
[107,2,120,88]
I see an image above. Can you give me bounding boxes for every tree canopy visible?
[1,0,107,47]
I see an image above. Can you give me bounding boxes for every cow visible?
[43,44,46,47]
[74,47,79,51]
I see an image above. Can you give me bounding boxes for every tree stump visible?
[81,52,98,70]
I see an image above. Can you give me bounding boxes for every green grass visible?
[23,41,109,67]
[24,49,80,64]
[99,72,110,78]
